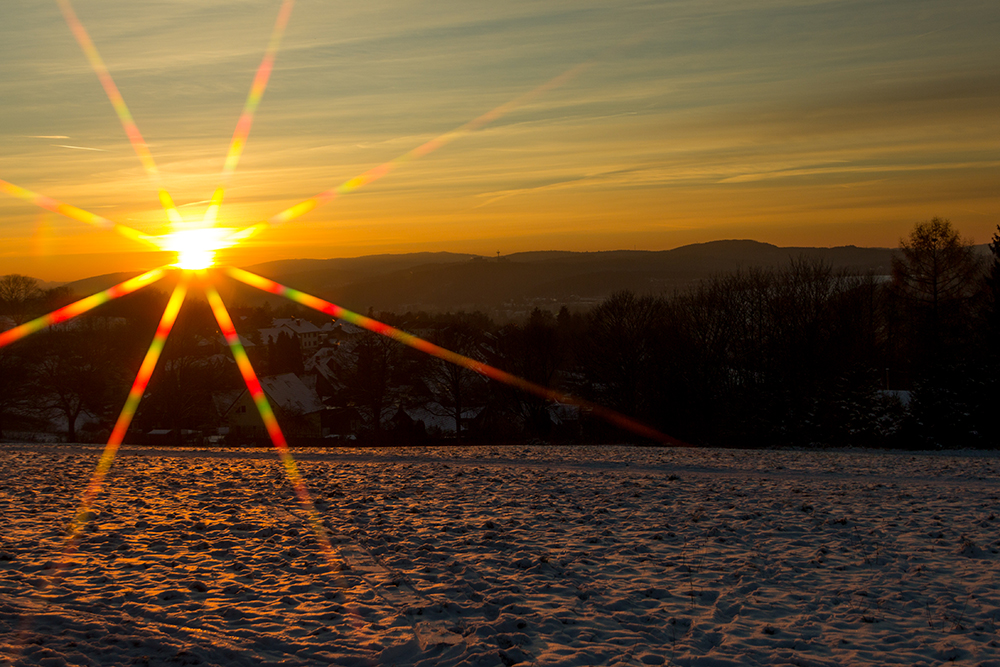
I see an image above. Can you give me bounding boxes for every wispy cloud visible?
[720,161,1000,184]
[52,144,109,152]
[1,0,998,280]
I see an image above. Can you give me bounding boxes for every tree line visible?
[1,218,997,448]
[574,218,997,448]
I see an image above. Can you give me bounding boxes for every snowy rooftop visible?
[258,373,324,415]
[272,318,321,335]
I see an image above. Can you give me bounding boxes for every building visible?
[221,373,325,442]
[260,318,323,352]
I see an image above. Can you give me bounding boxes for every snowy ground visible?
[1,443,999,666]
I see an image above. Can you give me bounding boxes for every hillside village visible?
[204,315,580,445]
[76,305,585,447]
[0,280,589,446]
[2,221,999,449]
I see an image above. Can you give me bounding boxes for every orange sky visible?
[1,0,998,282]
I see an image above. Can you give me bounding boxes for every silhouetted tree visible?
[0,346,38,438]
[267,331,304,375]
[662,276,739,443]
[966,224,1000,449]
[987,225,1000,341]
[425,316,490,440]
[490,309,563,438]
[33,321,130,442]
[0,274,44,325]
[580,291,669,430]
[892,217,981,353]
[653,260,898,447]
[890,219,985,447]
[138,355,230,434]
[335,330,403,440]
[41,285,76,314]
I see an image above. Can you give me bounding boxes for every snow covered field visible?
[1,444,998,666]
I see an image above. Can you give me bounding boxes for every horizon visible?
[2,4,998,662]
[2,1,998,282]
[11,237,917,286]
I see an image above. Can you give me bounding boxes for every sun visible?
[156,227,241,271]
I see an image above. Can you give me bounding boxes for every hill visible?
[237,241,899,315]
[53,241,902,317]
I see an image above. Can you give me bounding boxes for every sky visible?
[0,0,998,282]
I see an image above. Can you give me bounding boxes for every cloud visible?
[719,161,1000,184]
[2,0,998,281]
[52,144,109,152]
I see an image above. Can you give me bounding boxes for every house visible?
[263,318,323,351]
[257,327,285,345]
[322,320,366,342]
[306,341,361,400]
[221,373,325,442]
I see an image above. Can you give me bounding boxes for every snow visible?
[255,374,325,415]
[1,444,998,666]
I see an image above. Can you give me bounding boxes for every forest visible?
[1,218,998,449]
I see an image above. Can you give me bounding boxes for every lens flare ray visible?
[0,268,167,349]
[6,277,186,663]
[7,13,680,658]
[224,267,683,445]
[231,61,594,238]
[203,0,296,227]
[66,278,189,545]
[57,0,183,226]
[203,281,340,565]
[0,178,156,247]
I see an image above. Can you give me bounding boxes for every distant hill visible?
[52,241,909,316]
[61,272,148,299]
[300,241,899,314]
[244,252,478,281]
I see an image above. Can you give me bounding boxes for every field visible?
[1,444,999,666]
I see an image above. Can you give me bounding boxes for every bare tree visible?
[425,319,489,440]
[0,347,37,438]
[987,225,1000,339]
[329,331,407,440]
[0,274,44,326]
[491,309,562,437]
[581,290,669,421]
[33,323,129,442]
